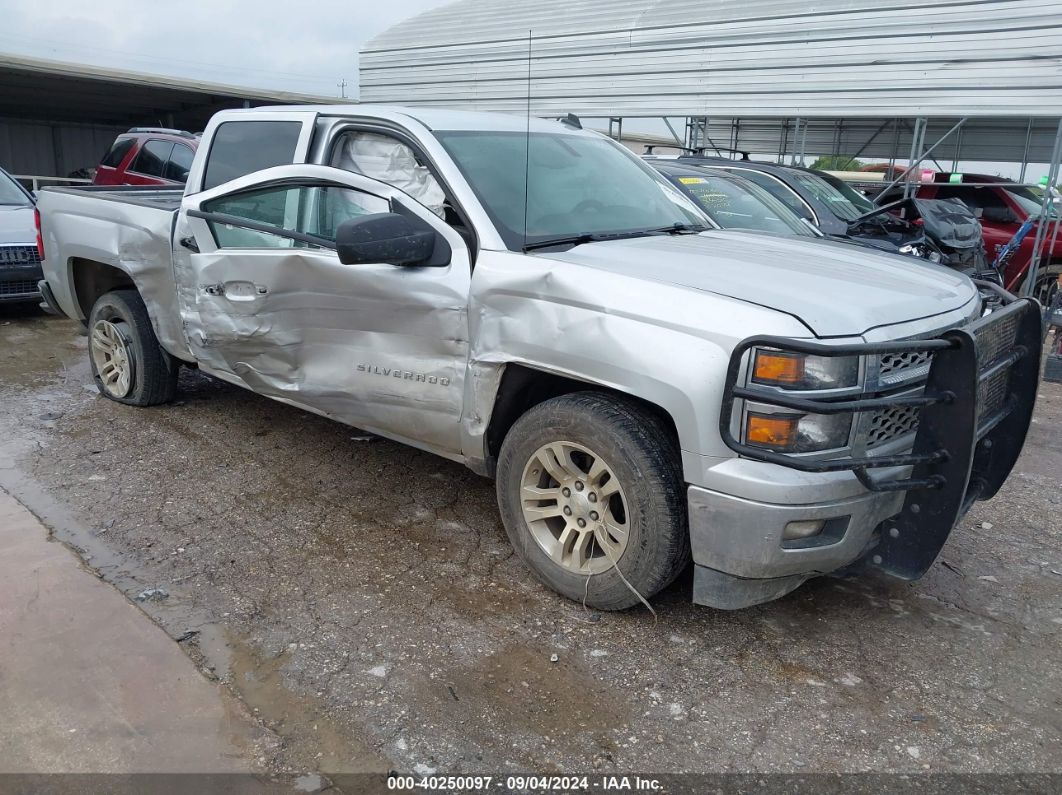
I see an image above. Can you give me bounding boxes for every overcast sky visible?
[0,0,451,98]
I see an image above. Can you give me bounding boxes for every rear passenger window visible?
[202,121,302,190]
[131,140,173,178]
[165,144,195,183]
[100,138,135,168]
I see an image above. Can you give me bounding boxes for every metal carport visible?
[0,52,339,184]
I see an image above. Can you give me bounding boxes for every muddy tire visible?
[88,289,178,406]
[496,392,690,611]
[1019,263,1062,305]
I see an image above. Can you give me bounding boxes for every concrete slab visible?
[0,488,266,773]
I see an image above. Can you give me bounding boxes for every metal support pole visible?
[1019,118,1033,182]
[878,117,966,203]
[790,118,805,166]
[686,116,708,150]
[663,117,684,147]
[902,117,927,200]
[1023,117,1062,298]
[888,117,901,175]
[851,118,892,161]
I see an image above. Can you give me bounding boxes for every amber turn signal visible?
[752,350,805,386]
[745,413,799,450]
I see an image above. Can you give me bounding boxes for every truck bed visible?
[40,184,184,212]
[36,183,190,360]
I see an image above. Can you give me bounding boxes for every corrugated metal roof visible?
[0,52,342,106]
[360,0,1062,118]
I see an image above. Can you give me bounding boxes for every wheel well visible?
[71,258,136,322]
[484,363,680,471]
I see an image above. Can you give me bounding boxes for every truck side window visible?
[203,121,302,191]
[131,140,174,178]
[201,183,389,249]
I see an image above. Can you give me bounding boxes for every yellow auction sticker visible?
[678,177,707,184]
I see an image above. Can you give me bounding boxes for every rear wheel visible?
[496,392,690,611]
[88,289,178,406]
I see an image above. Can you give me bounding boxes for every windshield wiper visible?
[523,223,707,252]
[523,233,602,252]
[645,222,708,234]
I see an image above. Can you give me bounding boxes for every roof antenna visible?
[522,30,532,251]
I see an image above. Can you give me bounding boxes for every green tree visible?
[810,155,865,171]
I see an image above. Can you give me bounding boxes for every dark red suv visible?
[94,128,199,187]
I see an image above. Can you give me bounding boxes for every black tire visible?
[496,392,690,611]
[88,289,178,406]
[1019,263,1062,305]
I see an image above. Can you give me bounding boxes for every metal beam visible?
[1023,116,1062,297]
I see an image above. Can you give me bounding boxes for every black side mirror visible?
[336,212,443,266]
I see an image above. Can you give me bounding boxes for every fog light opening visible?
[783,519,826,541]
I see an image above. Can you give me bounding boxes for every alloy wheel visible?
[519,440,629,575]
[90,319,135,398]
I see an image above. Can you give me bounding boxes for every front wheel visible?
[88,289,178,406]
[496,392,690,611]
[1019,264,1062,306]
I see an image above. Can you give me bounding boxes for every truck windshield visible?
[790,171,875,222]
[0,171,31,206]
[435,131,707,250]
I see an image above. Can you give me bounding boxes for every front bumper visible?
[693,283,1042,608]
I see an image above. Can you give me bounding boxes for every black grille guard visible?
[720,281,1042,579]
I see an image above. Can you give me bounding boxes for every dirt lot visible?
[1,305,1061,779]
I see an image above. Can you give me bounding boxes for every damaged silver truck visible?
[35,106,1041,610]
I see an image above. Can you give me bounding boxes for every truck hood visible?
[0,204,35,245]
[535,231,978,337]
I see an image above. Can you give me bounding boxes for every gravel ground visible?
[1,305,1060,780]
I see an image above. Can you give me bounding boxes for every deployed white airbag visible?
[333,132,446,218]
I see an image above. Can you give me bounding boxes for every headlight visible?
[751,349,860,390]
[745,410,853,453]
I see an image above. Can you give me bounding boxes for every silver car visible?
[0,167,41,304]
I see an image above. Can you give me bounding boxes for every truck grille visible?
[880,350,931,376]
[867,403,921,446]
[0,279,39,296]
[878,350,933,387]
[0,245,41,266]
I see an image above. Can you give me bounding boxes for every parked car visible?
[876,173,1062,300]
[651,162,817,237]
[675,155,934,258]
[93,128,199,187]
[0,165,42,304]
[36,106,1040,611]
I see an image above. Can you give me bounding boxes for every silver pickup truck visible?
[35,105,1041,610]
